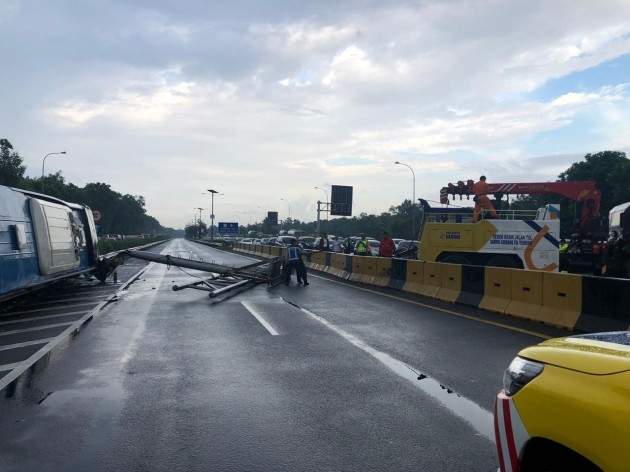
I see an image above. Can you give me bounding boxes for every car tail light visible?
[503,357,544,396]
[593,243,601,255]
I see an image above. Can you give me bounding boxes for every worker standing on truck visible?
[473,175,498,223]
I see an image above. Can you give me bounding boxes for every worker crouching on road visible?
[285,238,309,286]
[472,175,498,223]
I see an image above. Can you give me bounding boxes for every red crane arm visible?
[439,179,601,234]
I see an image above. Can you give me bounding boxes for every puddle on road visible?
[369,349,494,441]
[291,300,495,442]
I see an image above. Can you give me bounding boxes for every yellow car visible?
[494,332,630,472]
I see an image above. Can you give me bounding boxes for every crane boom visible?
[440,179,601,235]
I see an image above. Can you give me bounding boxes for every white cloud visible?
[2,0,630,228]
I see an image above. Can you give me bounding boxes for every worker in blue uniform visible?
[285,238,309,286]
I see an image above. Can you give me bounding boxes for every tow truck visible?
[417,180,607,274]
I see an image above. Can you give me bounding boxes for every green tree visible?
[0,139,26,186]
[558,151,630,217]
[388,199,418,240]
[510,151,630,237]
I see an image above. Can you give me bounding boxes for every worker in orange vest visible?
[472,175,498,222]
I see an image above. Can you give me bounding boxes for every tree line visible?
[3,138,628,240]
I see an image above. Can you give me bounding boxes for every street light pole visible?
[234,214,241,236]
[395,161,416,240]
[207,189,219,239]
[257,206,266,233]
[195,207,205,238]
[41,151,67,193]
[280,199,291,232]
[240,211,251,235]
[314,186,328,234]
[280,198,291,219]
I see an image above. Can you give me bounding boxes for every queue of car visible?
[234,233,424,261]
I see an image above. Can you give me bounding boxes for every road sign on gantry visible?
[331,185,353,216]
[218,222,239,234]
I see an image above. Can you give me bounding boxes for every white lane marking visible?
[0,362,21,372]
[0,322,75,337]
[0,338,54,351]
[0,311,88,326]
[241,302,279,336]
[295,303,495,442]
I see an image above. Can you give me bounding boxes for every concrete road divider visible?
[505,270,544,321]
[575,276,630,332]
[479,267,512,314]
[537,272,582,329]
[389,258,407,290]
[349,256,365,283]
[403,260,424,295]
[329,252,347,278]
[457,265,485,308]
[358,256,378,284]
[436,263,461,303]
[374,257,392,287]
[420,261,442,298]
[309,251,327,272]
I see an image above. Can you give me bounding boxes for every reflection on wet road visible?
[294,301,495,442]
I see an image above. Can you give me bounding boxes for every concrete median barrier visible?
[389,258,407,290]
[373,257,392,287]
[403,260,424,295]
[419,261,442,298]
[505,270,543,320]
[349,256,365,282]
[309,251,327,272]
[457,265,485,308]
[436,263,461,303]
[479,267,512,314]
[324,252,333,273]
[536,272,582,329]
[357,256,378,284]
[344,254,353,279]
[329,252,347,278]
[575,276,630,332]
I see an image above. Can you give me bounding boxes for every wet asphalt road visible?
[0,239,555,471]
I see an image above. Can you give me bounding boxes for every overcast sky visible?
[2,0,630,230]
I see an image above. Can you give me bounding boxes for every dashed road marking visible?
[241,301,279,335]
